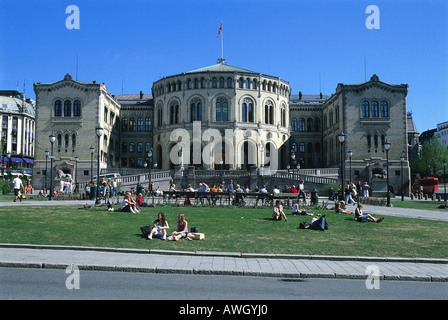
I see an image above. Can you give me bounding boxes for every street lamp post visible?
[291,150,296,186]
[74,156,79,193]
[338,132,346,196]
[400,155,405,201]
[44,149,49,191]
[348,149,353,184]
[6,151,11,180]
[90,146,95,184]
[384,141,391,207]
[443,160,447,206]
[49,133,56,200]
[145,149,153,195]
[95,126,103,204]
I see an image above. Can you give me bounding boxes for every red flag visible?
[217,22,222,38]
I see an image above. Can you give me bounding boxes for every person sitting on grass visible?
[121,191,140,213]
[171,213,188,241]
[272,200,288,222]
[292,199,314,216]
[148,212,169,240]
[136,193,149,207]
[354,203,383,223]
[335,200,353,214]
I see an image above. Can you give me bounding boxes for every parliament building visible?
[30,59,413,195]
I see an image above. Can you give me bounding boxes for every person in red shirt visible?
[290,185,298,193]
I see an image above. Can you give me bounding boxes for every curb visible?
[1,243,447,264]
[1,261,447,282]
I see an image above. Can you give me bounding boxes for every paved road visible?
[2,267,447,300]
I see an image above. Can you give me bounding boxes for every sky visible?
[0,0,447,133]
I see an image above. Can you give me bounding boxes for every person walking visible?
[12,175,24,202]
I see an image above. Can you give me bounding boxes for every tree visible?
[411,136,448,176]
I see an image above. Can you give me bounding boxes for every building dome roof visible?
[186,59,256,74]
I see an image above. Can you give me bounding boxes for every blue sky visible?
[1,0,447,133]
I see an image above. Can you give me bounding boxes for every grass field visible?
[1,204,447,259]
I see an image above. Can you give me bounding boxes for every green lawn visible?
[1,204,447,259]
[391,200,448,211]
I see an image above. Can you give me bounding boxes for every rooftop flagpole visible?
[217,20,223,62]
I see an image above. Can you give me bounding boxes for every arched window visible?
[371,101,379,117]
[299,142,305,153]
[252,79,257,90]
[291,142,298,153]
[245,79,250,89]
[145,118,151,131]
[54,100,62,117]
[239,78,243,88]
[307,118,313,132]
[137,118,143,131]
[216,97,228,122]
[190,98,202,121]
[362,101,370,117]
[201,78,206,88]
[121,118,128,131]
[264,100,274,124]
[212,77,217,88]
[129,142,135,153]
[194,79,199,89]
[242,98,254,122]
[299,118,305,132]
[64,100,71,117]
[57,134,62,149]
[307,142,313,153]
[65,133,69,149]
[73,100,81,116]
[137,142,143,152]
[314,118,320,132]
[227,77,232,88]
[145,142,151,153]
[281,105,286,127]
[72,133,76,149]
[187,79,192,89]
[170,103,179,124]
[129,118,136,131]
[291,118,298,132]
[380,101,389,117]
[219,77,224,88]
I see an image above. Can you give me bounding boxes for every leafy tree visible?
[411,136,448,176]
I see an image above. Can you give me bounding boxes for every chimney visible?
[140,91,144,99]
[299,91,302,100]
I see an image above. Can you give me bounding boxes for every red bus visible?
[411,177,439,194]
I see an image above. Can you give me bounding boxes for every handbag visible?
[190,226,199,233]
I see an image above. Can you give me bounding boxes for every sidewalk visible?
[1,244,447,282]
[1,197,447,221]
